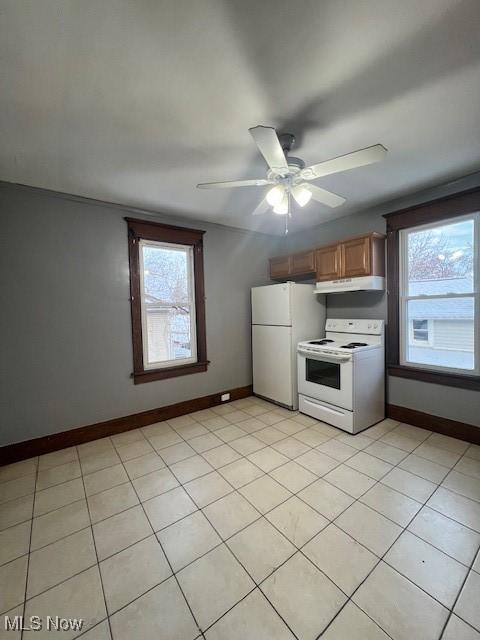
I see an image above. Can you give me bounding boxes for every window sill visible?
[133,361,209,384]
[388,364,480,391]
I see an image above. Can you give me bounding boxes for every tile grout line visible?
[112,401,305,637]
[19,458,38,640]
[316,430,479,639]
[149,419,463,634]
[18,558,101,610]
[19,528,157,607]
[219,467,393,638]
[77,446,115,640]
[438,544,480,638]
[192,496,300,637]
[110,435,205,639]
[146,422,297,636]
[195,420,472,638]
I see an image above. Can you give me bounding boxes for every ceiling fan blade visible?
[307,184,346,208]
[197,178,272,189]
[302,144,387,180]
[251,199,271,216]
[249,126,289,173]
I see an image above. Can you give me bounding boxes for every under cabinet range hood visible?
[315,276,385,294]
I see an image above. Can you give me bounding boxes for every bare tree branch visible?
[408,231,472,280]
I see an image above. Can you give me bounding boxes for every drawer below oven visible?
[299,395,354,433]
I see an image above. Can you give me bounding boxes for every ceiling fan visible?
[197,125,387,232]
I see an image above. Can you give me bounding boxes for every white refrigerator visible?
[252,282,326,410]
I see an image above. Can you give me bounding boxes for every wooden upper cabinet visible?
[341,236,371,277]
[369,233,386,277]
[270,249,316,280]
[270,232,385,282]
[291,249,316,276]
[269,255,291,280]
[340,233,385,278]
[316,245,341,281]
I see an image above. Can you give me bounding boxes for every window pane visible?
[406,298,474,370]
[413,320,428,331]
[413,331,428,342]
[141,243,195,366]
[407,219,474,296]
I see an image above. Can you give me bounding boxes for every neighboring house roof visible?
[410,299,473,321]
[409,277,473,296]
[409,277,474,320]
[144,294,188,312]
[144,293,174,306]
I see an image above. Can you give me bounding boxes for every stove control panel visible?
[325,319,384,335]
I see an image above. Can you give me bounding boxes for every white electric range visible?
[297,318,385,433]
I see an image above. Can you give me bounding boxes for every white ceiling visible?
[1,0,480,234]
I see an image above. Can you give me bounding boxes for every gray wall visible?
[0,183,282,446]
[2,171,480,447]
[388,377,480,426]
[285,172,480,428]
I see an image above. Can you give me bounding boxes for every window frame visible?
[409,319,432,347]
[384,186,480,391]
[126,217,208,384]
[398,213,478,375]
[139,239,198,370]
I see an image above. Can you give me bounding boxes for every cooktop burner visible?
[341,342,368,349]
[309,339,334,345]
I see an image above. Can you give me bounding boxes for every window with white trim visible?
[399,213,479,374]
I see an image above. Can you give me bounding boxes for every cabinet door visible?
[291,250,316,276]
[315,245,341,281]
[269,255,291,280]
[341,236,371,277]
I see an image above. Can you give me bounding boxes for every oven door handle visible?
[297,348,352,363]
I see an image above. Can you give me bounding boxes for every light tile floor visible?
[1,396,480,639]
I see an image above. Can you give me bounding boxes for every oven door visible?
[297,348,353,410]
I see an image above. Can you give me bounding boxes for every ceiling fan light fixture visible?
[291,183,312,207]
[266,184,285,206]
[273,193,289,215]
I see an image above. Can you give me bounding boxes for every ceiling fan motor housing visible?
[278,132,296,152]
[277,133,305,174]
[286,156,305,171]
